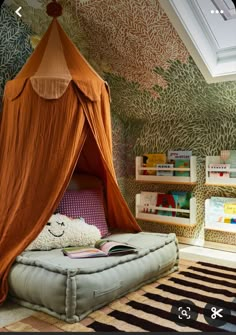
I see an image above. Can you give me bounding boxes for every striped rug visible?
[2,259,236,332]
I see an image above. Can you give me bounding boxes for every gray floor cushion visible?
[8,232,179,323]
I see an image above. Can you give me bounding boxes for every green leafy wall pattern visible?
[105,57,236,245]
[0,4,32,98]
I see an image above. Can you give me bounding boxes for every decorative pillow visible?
[56,189,109,237]
[26,214,101,251]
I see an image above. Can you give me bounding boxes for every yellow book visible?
[224,203,236,215]
[143,153,166,175]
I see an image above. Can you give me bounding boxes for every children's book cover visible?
[143,153,166,175]
[206,196,236,225]
[169,191,192,218]
[167,150,192,161]
[174,160,190,176]
[156,194,176,217]
[221,150,236,177]
[140,191,158,213]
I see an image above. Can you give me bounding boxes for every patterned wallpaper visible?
[107,58,236,245]
[0,4,32,98]
[1,0,236,245]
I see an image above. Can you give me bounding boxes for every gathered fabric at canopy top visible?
[0,18,141,304]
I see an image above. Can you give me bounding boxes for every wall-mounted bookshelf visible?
[206,156,236,186]
[135,156,197,184]
[135,194,196,226]
[205,198,236,234]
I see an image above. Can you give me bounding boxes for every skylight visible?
[159,0,236,83]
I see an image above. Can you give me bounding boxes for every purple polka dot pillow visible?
[56,189,109,237]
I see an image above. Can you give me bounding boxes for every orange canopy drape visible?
[0,19,141,304]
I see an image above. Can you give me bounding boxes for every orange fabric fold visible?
[0,18,140,304]
[76,87,140,232]
[0,82,87,303]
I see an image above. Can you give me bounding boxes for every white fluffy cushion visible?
[26,214,101,251]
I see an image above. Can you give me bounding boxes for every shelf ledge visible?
[136,216,196,227]
[136,180,197,185]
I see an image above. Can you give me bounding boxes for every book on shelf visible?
[169,191,192,218]
[174,159,190,177]
[143,153,166,175]
[156,164,174,176]
[224,203,236,214]
[156,193,176,217]
[217,217,236,224]
[140,191,158,213]
[167,150,192,162]
[167,151,191,177]
[205,196,236,226]
[220,150,236,177]
[63,240,138,258]
[219,203,236,223]
[208,163,230,178]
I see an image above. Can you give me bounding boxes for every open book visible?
[63,240,137,258]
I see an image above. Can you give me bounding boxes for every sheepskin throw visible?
[26,214,101,251]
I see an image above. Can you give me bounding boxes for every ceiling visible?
[159,0,236,83]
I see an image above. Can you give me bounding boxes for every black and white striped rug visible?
[81,260,236,332]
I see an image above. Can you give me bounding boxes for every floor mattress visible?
[8,232,179,323]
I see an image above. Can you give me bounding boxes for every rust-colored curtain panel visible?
[0,83,86,303]
[0,18,140,304]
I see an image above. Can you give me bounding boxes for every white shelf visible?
[205,199,236,233]
[206,156,236,185]
[135,194,196,226]
[135,156,197,184]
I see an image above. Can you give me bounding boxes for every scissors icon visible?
[211,307,223,319]
[178,306,191,319]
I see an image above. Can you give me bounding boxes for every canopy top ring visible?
[46,0,63,18]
